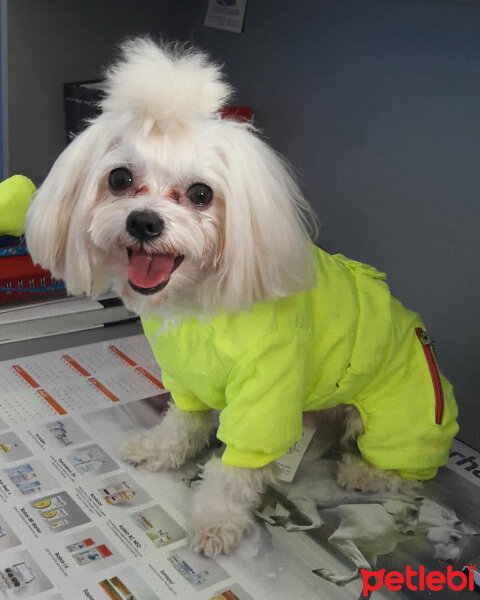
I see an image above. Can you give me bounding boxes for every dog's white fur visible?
[26,38,401,557]
[27,38,316,316]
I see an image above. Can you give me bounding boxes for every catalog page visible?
[0,334,478,600]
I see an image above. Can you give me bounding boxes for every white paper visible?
[0,334,477,599]
[204,0,247,34]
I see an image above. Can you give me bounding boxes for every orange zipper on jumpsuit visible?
[415,328,444,425]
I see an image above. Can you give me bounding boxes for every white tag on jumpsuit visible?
[276,423,317,482]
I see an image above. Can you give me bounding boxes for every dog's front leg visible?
[122,403,214,471]
[188,457,276,557]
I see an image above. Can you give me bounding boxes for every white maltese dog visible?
[26,37,458,558]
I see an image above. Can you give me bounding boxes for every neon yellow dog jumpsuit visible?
[142,247,458,479]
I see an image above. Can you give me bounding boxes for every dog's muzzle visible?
[125,210,184,295]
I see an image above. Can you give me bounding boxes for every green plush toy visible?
[0,175,36,236]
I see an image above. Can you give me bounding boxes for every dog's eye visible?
[186,183,213,207]
[108,167,133,193]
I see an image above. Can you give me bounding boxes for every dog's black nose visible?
[126,210,164,241]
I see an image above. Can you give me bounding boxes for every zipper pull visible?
[416,328,431,346]
[415,328,437,358]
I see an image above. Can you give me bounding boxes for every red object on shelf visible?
[220,106,253,123]
[0,253,65,304]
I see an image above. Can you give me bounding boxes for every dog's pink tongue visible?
[128,249,175,288]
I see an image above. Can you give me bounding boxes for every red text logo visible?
[361,565,475,596]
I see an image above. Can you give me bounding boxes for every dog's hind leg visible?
[336,453,424,494]
[336,453,404,493]
[334,406,422,493]
[121,403,215,471]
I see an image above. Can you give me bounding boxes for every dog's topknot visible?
[101,37,232,131]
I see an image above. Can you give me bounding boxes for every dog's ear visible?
[25,122,110,297]
[213,121,318,309]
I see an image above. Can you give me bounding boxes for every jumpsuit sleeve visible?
[161,370,210,412]
[141,316,209,412]
[218,330,310,468]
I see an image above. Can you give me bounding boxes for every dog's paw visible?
[188,510,251,558]
[121,427,187,472]
[336,453,402,493]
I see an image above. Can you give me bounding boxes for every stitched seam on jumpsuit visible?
[332,268,365,394]
[335,269,392,413]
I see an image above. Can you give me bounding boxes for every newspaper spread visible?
[0,333,478,600]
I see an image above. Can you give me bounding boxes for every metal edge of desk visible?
[0,319,143,361]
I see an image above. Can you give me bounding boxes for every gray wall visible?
[0,0,6,181]
[3,0,479,449]
[188,0,480,449]
[3,0,190,184]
